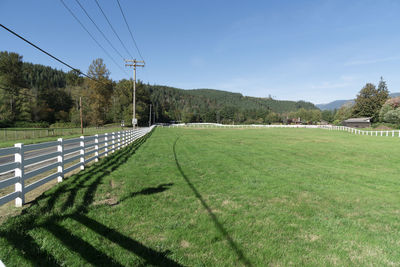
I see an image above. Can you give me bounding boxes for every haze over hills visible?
[316,93,400,111]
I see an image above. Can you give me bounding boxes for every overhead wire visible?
[74,0,125,61]
[116,0,145,61]
[94,0,133,59]
[0,23,106,84]
[59,0,128,76]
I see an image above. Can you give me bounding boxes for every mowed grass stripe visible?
[1,127,400,266]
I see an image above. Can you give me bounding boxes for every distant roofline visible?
[343,117,371,123]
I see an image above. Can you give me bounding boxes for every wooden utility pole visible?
[153,105,156,124]
[149,104,152,126]
[125,59,145,129]
[80,96,83,134]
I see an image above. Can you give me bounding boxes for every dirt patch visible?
[92,197,118,206]
[306,234,320,242]
[181,240,190,248]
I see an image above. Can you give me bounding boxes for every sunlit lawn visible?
[1,127,400,266]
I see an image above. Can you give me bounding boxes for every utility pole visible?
[125,59,145,129]
[80,96,83,135]
[153,105,155,125]
[149,104,152,126]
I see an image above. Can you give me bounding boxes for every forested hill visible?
[0,51,319,127]
[147,86,317,121]
[186,89,316,113]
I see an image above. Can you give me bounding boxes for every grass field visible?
[0,126,126,148]
[1,127,400,266]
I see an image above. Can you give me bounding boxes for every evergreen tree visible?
[352,79,389,121]
[85,59,113,126]
[0,51,26,121]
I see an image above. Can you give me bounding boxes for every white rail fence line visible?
[0,126,155,207]
[165,123,400,137]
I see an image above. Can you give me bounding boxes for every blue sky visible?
[1,0,400,104]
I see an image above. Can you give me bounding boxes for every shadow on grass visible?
[117,183,174,204]
[0,130,183,267]
[173,136,253,267]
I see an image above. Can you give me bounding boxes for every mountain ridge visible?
[316,93,400,110]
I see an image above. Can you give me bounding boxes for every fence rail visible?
[165,122,400,137]
[0,126,155,207]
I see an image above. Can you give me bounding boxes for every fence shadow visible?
[0,130,183,266]
[117,183,174,204]
[173,136,252,267]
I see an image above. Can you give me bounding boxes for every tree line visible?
[331,77,397,126]
[0,51,324,128]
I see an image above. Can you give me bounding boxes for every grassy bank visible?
[1,127,400,266]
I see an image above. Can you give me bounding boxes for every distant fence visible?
[164,123,320,129]
[0,126,155,207]
[165,123,400,137]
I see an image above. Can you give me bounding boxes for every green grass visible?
[1,127,400,266]
[0,126,126,148]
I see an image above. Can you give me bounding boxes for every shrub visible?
[13,121,50,128]
[379,103,394,122]
[0,120,13,128]
[383,109,400,124]
[49,122,79,128]
[379,97,400,122]
[372,122,400,129]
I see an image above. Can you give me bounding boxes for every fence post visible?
[95,134,99,162]
[130,130,133,144]
[57,138,64,182]
[105,133,108,156]
[14,143,24,207]
[117,131,121,150]
[112,132,115,153]
[80,136,85,170]
[123,131,126,147]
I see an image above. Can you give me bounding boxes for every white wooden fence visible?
[319,125,400,137]
[0,126,154,207]
[166,123,400,137]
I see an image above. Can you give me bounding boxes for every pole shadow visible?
[117,183,174,204]
[172,136,253,267]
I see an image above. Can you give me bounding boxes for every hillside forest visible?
[0,51,324,128]
[1,51,395,128]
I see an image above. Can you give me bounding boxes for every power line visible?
[0,23,103,84]
[94,0,133,59]
[116,0,145,61]
[59,0,128,76]
[74,0,125,61]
